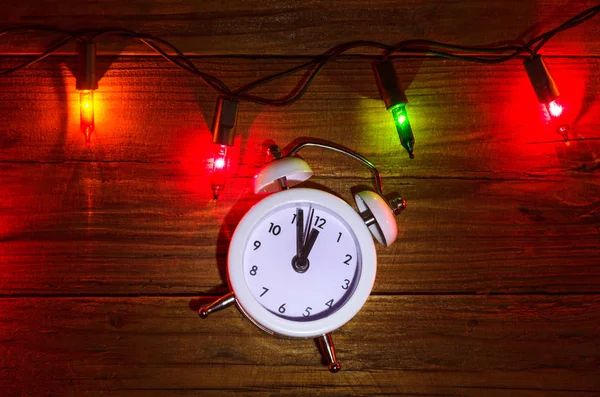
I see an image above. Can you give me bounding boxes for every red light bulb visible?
[544,100,570,141]
[211,144,228,200]
[80,90,95,143]
[546,100,563,117]
[523,56,570,141]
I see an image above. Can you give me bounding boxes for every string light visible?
[79,90,94,142]
[75,41,98,143]
[211,144,228,200]
[210,97,239,200]
[372,61,415,159]
[0,5,597,176]
[523,54,570,140]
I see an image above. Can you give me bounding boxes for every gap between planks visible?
[1,291,600,299]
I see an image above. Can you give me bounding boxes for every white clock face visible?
[243,202,361,321]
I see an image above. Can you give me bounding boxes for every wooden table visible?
[1,1,599,395]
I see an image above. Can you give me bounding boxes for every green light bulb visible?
[391,104,414,159]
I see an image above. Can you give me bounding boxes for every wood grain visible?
[0,56,598,296]
[1,1,599,394]
[0,57,598,177]
[1,0,599,56]
[1,164,598,295]
[1,295,599,396]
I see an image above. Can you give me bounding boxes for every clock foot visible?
[199,292,236,318]
[316,333,341,373]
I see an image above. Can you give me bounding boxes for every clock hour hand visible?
[300,228,320,260]
[292,206,316,274]
[296,208,304,258]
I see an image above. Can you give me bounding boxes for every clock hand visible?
[304,206,315,247]
[292,206,316,274]
[300,228,320,260]
[296,208,304,258]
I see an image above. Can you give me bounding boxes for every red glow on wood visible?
[543,59,589,132]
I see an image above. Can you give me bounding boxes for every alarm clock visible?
[199,141,406,372]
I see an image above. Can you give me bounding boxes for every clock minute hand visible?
[296,208,304,258]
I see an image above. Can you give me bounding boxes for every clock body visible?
[227,188,377,339]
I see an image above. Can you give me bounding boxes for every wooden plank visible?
[1,163,598,295]
[1,295,599,396]
[0,0,599,56]
[1,4,597,396]
[0,57,598,179]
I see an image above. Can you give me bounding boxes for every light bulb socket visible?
[76,41,98,91]
[372,60,408,109]
[211,96,239,147]
[523,55,559,104]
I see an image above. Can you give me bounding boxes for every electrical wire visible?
[0,27,79,76]
[234,40,392,106]
[237,38,537,105]
[135,37,231,94]
[528,5,600,55]
[89,28,232,94]
[232,39,536,106]
[0,36,74,76]
[234,5,599,105]
[233,5,599,105]
[0,5,598,105]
